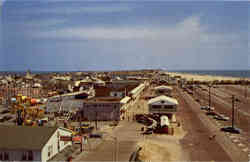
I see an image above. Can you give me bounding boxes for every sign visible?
[60,136,72,141]
[72,136,82,143]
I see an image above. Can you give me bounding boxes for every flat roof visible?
[120,96,131,104]
[83,97,121,103]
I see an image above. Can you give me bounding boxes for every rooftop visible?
[83,97,122,103]
[0,125,58,150]
[148,95,178,105]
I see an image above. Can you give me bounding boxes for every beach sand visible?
[167,72,250,82]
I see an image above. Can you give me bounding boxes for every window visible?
[164,105,172,109]
[48,145,53,157]
[3,152,9,160]
[0,153,2,160]
[152,105,161,109]
[21,152,27,161]
[28,151,33,160]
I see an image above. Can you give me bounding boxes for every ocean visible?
[168,70,250,79]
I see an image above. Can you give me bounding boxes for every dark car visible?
[142,130,153,135]
[206,111,217,116]
[3,115,12,121]
[220,126,240,134]
[89,133,103,138]
[1,109,10,114]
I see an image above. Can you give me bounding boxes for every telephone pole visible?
[244,82,247,98]
[95,111,98,130]
[232,95,235,129]
[208,85,211,109]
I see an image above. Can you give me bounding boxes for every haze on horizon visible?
[0,0,249,71]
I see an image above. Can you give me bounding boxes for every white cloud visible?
[12,5,133,15]
[34,16,241,48]
[28,15,248,70]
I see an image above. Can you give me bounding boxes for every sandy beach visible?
[167,72,250,82]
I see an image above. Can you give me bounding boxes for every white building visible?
[154,85,173,96]
[148,95,178,121]
[129,83,145,101]
[0,126,72,162]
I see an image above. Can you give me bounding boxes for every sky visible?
[0,0,249,71]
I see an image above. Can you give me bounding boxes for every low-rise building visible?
[0,126,72,162]
[148,95,178,122]
[154,85,173,96]
[81,97,121,121]
[81,96,131,121]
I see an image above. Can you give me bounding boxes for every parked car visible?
[142,130,153,135]
[214,114,229,121]
[206,111,217,116]
[201,106,215,111]
[220,126,240,134]
[3,115,12,121]
[201,106,209,110]
[1,109,10,114]
[89,133,103,138]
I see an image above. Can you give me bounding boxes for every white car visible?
[214,114,229,121]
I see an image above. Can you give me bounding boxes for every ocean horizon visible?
[0,70,250,79]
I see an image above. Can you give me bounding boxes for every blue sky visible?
[0,0,249,71]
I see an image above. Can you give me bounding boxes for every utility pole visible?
[208,85,211,109]
[95,111,98,130]
[244,81,247,98]
[232,95,235,129]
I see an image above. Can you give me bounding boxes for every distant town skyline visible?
[0,1,249,71]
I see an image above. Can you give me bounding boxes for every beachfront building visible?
[154,85,173,97]
[0,126,72,162]
[148,95,178,122]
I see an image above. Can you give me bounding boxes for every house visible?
[148,95,178,122]
[154,85,173,96]
[94,85,134,98]
[0,126,72,162]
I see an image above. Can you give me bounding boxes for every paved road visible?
[176,87,248,161]
[74,121,143,161]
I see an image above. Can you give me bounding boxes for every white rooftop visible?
[154,85,173,90]
[120,96,131,104]
[148,95,178,105]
